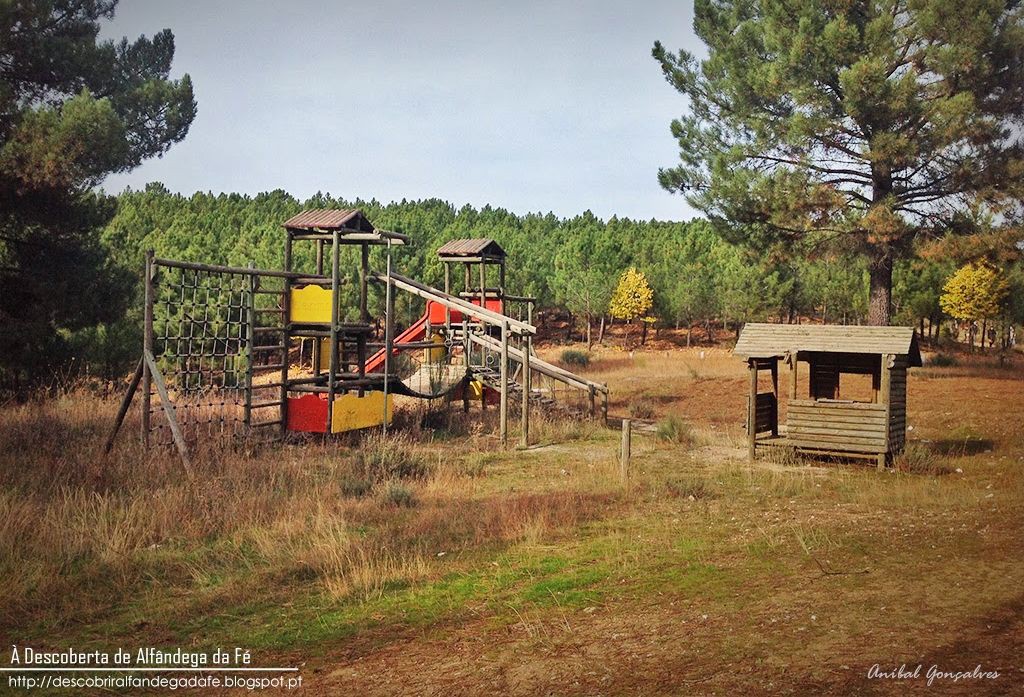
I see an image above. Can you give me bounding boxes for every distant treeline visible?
[68,184,1014,380]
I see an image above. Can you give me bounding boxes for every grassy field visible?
[1,346,1022,695]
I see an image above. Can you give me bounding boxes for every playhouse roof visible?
[436,238,506,260]
[282,209,408,244]
[734,323,922,366]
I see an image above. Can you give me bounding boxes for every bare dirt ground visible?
[268,349,1024,696]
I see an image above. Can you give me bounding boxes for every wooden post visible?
[383,242,394,431]
[620,419,632,483]
[747,359,758,461]
[443,262,451,332]
[789,352,798,400]
[500,321,509,445]
[281,233,293,437]
[326,230,340,433]
[770,358,779,436]
[588,384,596,417]
[313,240,324,375]
[479,261,487,314]
[244,262,256,429]
[360,243,370,324]
[520,331,530,448]
[141,250,154,447]
[878,353,892,470]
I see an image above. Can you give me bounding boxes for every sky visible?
[101,1,703,221]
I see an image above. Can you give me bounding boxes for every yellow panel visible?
[330,391,393,433]
[466,379,484,399]
[425,332,446,364]
[291,285,333,324]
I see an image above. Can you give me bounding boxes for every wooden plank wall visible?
[787,400,888,454]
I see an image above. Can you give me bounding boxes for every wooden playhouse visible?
[734,324,922,468]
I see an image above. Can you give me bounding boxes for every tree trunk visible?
[598,315,606,344]
[640,320,648,345]
[586,312,592,350]
[686,326,692,347]
[867,248,893,326]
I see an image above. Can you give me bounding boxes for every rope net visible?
[147,261,284,446]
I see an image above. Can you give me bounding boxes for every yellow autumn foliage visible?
[609,267,654,321]
[939,261,1009,322]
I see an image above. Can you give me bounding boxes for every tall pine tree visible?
[654,0,1024,325]
[1,0,195,391]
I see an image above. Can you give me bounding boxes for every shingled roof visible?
[436,239,506,259]
[281,209,408,244]
[734,323,922,366]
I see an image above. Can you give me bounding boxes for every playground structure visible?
[734,323,921,469]
[106,209,609,464]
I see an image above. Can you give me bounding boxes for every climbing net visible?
[146,259,284,446]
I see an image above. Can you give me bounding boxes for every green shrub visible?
[383,482,416,507]
[629,398,656,420]
[560,350,590,367]
[656,415,695,445]
[928,353,958,367]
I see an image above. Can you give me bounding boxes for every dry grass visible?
[2,347,1023,696]
[0,393,620,639]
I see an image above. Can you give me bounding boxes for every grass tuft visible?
[656,415,696,445]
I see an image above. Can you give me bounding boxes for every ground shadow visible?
[923,439,994,456]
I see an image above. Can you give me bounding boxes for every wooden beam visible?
[144,351,193,478]
[141,250,154,447]
[104,356,144,454]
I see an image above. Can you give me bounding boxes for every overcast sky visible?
[101,1,702,221]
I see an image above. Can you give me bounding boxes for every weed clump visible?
[656,415,695,445]
[629,398,656,420]
[354,433,429,482]
[340,476,373,498]
[560,349,590,367]
[383,482,416,508]
[895,444,954,475]
[665,475,716,500]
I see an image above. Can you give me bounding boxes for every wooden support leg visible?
[104,356,144,454]
[747,360,758,461]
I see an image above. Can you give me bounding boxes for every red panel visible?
[426,299,503,324]
[287,394,329,433]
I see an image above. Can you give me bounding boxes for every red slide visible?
[364,314,429,373]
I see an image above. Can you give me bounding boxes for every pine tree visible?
[653,0,1024,326]
[1,0,196,390]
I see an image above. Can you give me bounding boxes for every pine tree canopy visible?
[0,0,196,390]
[653,0,1024,325]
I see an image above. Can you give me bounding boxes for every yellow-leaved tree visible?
[939,261,1009,350]
[609,267,654,346]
